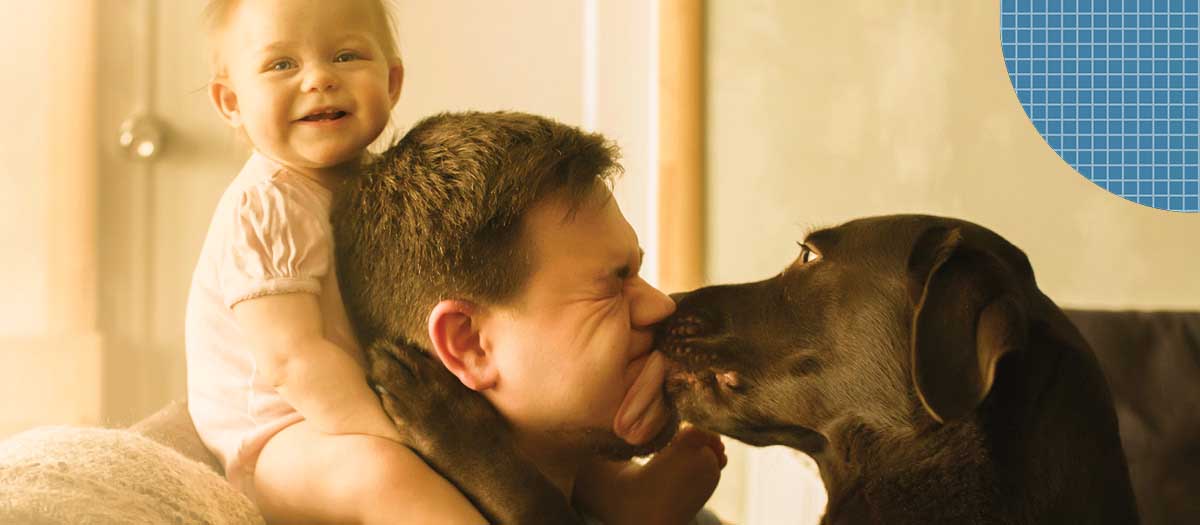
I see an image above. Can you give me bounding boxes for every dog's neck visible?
[814,414,998,525]
[976,317,1138,523]
[815,315,1138,525]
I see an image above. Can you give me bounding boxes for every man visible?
[333,111,724,524]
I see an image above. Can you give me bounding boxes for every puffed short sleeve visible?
[218,182,331,308]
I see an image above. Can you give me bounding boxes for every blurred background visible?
[1,1,1196,524]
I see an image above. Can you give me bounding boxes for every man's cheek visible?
[576,372,625,425]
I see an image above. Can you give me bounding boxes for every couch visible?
[1063,310,1200,524]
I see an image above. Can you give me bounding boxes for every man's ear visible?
[208,78,242,127]
[387,62,404,106]
[427,299,497,391]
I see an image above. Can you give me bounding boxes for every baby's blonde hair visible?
[203,0,402,78]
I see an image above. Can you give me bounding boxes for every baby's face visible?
[216,0,401,171]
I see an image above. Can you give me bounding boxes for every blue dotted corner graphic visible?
[1001,0,1200,212]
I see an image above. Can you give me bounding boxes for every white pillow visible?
[0,426,263,525]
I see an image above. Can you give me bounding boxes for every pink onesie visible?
[185,151,363,496]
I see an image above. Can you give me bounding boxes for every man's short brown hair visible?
[333,111,622,347]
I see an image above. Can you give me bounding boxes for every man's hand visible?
[640,426,726,525]
[578,426,726,525]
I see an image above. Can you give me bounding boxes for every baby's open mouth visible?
[300,110,347,122]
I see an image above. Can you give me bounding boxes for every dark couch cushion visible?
[1065,309,1200,525]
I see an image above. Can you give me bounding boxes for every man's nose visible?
[301,64,338,92]
[630,277,677,329]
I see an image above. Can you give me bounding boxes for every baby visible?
[185,1,718,523]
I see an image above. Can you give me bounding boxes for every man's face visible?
[480,189,679,459]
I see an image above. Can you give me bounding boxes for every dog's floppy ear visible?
[908,226,1028,424]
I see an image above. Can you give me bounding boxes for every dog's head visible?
[658,214,1038,453]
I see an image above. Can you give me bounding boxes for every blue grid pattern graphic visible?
[1001,0,1200,212]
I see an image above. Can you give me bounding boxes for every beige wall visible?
[388,1,658,264]
[707,0,1200,310]
[706,1,1198,523]
[0,1,103,437]
[0,3,51,335]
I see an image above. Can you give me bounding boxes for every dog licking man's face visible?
[656,271,860,454]
[656,215,1036,454]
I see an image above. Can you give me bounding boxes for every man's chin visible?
[620,409,682,458]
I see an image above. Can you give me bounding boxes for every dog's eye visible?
[797,242,822,264]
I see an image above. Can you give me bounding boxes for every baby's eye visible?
[334,52,360,63]
[267,59,295,72]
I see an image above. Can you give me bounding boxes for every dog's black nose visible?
[661,285,741,341]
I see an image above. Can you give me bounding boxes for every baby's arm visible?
[233,292,398,441]
[236,294,488,523]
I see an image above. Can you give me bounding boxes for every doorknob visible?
[117,113,165,160]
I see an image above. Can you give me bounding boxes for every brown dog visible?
[659,214,1139,524]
